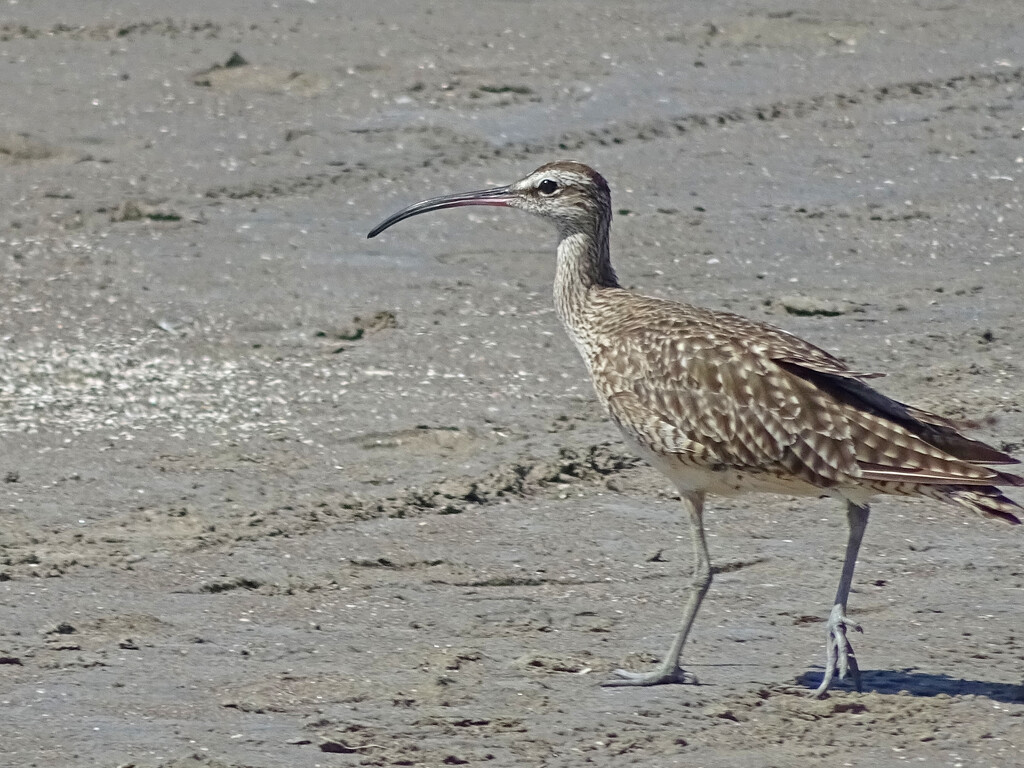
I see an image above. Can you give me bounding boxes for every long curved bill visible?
[367,185,514,238]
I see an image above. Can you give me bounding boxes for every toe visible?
[601,667,694,687]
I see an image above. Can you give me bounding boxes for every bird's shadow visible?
[797,668,1024,703]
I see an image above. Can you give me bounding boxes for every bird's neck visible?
[553,222,619,334]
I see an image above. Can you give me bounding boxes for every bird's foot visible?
[601,664,696,688]
[812,604,863,698]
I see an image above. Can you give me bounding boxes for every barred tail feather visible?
[940,486,1022,525]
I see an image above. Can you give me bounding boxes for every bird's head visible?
[367,160,611,239]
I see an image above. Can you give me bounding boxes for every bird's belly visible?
[618,431,827,498]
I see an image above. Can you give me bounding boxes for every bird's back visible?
[574,288,1022,522]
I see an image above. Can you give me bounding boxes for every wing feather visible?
[587,291,1021,492]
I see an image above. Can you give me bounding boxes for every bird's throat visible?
[553,230,618,323]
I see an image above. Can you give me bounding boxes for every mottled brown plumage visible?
[368,160,1021,697]
[584,291,1022,521]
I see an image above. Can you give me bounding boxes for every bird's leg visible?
[604,491,710,687]
[813,501,869,698]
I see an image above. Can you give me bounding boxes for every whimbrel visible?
[367,161,1022,696]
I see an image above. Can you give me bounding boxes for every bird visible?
[367,160,1022,697]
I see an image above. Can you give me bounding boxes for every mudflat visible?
[1,2,1022,766]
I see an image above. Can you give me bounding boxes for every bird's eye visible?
[538,179,559,196]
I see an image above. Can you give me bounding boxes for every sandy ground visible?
[1,1,1023,766]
